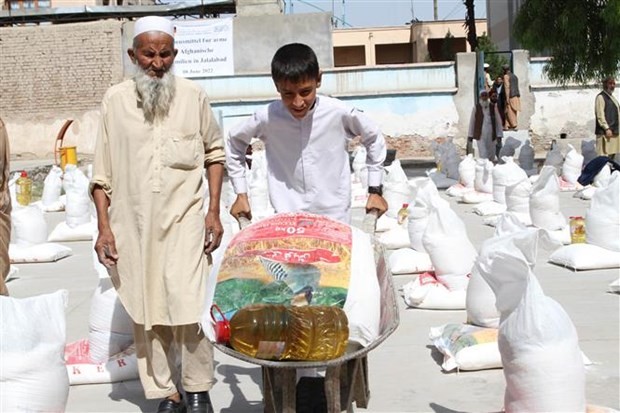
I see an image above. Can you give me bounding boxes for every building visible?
[485,0,525,52]
[333,19,487,67]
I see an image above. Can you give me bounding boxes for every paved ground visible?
[5,161,620,413]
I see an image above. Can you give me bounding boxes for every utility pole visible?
[433,0,438,21]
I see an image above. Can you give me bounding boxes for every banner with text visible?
[173,19,234,78]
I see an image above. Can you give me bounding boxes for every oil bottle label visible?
[256,341,286,360]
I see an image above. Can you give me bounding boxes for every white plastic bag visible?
[480,229,586,413]
[11,205,48,246]
[544,144,564,176]
[422,197,476,291]
[529,166,567,231]
[407,178,448,253]
[586,171,620,252]
[88,278,134,363]
[41,165,64,207]
[562,144,584,185]
[492,157,528,205]
[429,323,501,372]
[1,290,70,413]
[518,139,535,173]
[9,243,72,263]
[388,248,433,274]
[474,158,493,194]
[458,154,476,188]
[383,159,412,218]
[549,243,620,270]
[403,272,466,310]
[65,339,139,385]
[63,164,92,228]
[504,178,532,226]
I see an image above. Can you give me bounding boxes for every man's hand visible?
[230,194,252,221]
[366,193,388,218]
[204,211,224,254]
[606,128,613,138]
[94,229,118,268]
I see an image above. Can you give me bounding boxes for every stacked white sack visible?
[446,154,475,198]
[1,290,70,413]
[561,144,584,187]
[529,166,567,231]
[550,171,620,270]
[462,158,494,204]
[480,229,586,412]
[383,159,412,219]
[407,178,449,253]
[517,139,537,176]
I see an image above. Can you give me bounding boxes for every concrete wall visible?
[0,15,610,160]
[0,19,124,158]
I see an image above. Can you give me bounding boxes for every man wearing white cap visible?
[467,89,504,162]
[91,15,223,413]
[483,62,492,91]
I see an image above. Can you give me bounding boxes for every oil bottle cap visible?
[20,171,28,178]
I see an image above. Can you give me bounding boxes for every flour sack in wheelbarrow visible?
[205,212,380,348]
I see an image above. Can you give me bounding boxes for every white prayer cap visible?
[483,63,490,68]
[134,16,175,38]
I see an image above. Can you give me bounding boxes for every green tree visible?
[514,0,620,84]
[441,30,456,61]
[477,33,508,79]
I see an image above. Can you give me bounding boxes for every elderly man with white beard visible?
[90,16,224,413]
[467,89,504,162]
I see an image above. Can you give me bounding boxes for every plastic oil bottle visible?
[229,304,349,361]
[397,203,409,225]
[16,171,33,206]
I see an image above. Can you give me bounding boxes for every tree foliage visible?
[478,34,509,79]
[441,30,456,62]
[514,0,620,84]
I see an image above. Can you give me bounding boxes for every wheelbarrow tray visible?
[213,241,399,412]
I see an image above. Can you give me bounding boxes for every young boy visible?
[225,43,388,223]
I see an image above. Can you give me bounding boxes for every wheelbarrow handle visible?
[237,215,251,230]
[362,209,379,235]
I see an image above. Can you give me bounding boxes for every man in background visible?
[594,77,619,159]
[502,64,521,130]
[467,89,504,163]
[0,117,10,296]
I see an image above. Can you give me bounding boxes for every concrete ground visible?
[5,161,620,413]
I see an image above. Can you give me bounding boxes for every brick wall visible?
[0,19,124,120]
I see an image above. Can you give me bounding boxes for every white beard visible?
[134,67,176,123]
[479,99,490,110]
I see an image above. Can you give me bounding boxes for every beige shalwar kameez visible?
[91,76,225,398]
[0,118,11,296]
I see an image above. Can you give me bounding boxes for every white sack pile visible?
[9,205,72,263]
[34,165,65,212]
[461,158,494,204]
[48,165,96,242]
[529,166,567,231]
[1,290,70,412]
[383,159,412,219]
[480,228,586,413]
[473,157,525,217]
[427,138,459,189]
[549,171,620,270]
[406,178,449,253]
[445,154,475,198]
[517,139,537,176]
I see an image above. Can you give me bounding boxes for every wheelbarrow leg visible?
[325,364,342,412]
[262,366,296,413]
[353,356,370,408]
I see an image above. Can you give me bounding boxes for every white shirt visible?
[226,95,386,222]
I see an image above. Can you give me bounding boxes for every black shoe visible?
[157,397,186,413]
[186,391,214,413]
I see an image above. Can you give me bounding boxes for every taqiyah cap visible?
[483,63,489,68]
[134,16,175,38]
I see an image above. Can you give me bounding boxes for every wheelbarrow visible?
[212,212,400,412]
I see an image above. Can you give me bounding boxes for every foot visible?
[186,391,214,413]
[157,396,186,413]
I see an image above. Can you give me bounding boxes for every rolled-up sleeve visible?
[90,98,113,199]
[346,108,386,187]
[225,112,262,194]
[200,92,225,166]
